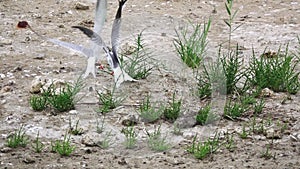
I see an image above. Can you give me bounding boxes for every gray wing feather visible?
[94,0,107,35]
[111,18,121,55]
[47,38,92,57]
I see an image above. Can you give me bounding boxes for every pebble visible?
[30,76,45,94]
[0,39,12,46]
[23,155,35,164]
[0,147,12,153]
[0,73,5,79]
[266,128,282,139]
[0,86,12,94]
[69,110,78,115]
[260,88,274,97]
[75,2,89,10]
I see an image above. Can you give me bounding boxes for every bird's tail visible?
[113,66,136,87]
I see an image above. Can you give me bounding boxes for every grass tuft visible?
[174,19,211,69]
[51,133,75,156]
[6,126,28,148]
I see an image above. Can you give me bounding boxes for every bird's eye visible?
[17,21,29,28]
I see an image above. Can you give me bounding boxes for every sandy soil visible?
[0,0,300,168]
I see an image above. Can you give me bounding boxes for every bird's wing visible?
[94,0,107,35]
[111,0,127,67]
[72,26,108,50]
[47,39,92,57]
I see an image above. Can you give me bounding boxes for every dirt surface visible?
[1,0,300,168]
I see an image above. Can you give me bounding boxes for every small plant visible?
[139,94,164,123]
[97,85,126,114]
[120,31,157,79]
[260,144,275,160]
[96,116,105,134]
[239,124,248,139]
[220,46,244,94]
[163,92,181,122]
[223,100,248,120]
[254,99,265,114]
[223,0,242,49]
[32,131,44,153]
[187,133,221,160]
[247,48,300,94]
[51,133,75,156]
[29,95,48,111]
[121,126,137,149]
[145,125,170,151]
[224,131,235,151]
[174,19,211,69]
[196,57,227,99]
[97,130,114,149]
[172,123,182,135]
[196,105,219,125]
[68,118,84,135]
[47,76,85,112]
[6,126,28,148]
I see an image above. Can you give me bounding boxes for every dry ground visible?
[0,0,300,168]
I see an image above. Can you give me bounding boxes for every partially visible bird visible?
[17,0,135,87]
[16,1,106,78]
[72,0,135,87]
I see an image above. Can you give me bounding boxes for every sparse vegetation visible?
[68,118,84,135]
[174,19,211,68]
[146,125,170,151]
[223,100,248,120]
[187,133,222,160]
[97,130,114,149]
[29,95,48,111]
[96,85,126,114]
[51,133,75,156]
[121,126,137,149]
[247,50,300,94]
[6,126,28,148]
[121,31,157,79]
[32,131,44,153]
[196,105,219,125]
[138,94,164,123]
[29,76,85,112]
[163,92,181,122]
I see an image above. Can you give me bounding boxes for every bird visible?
[72,0,135,87]
[17,0,135,87]
[17,0,105,77]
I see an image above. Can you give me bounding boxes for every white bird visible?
[72,0,135,87]
[17,0,135,87]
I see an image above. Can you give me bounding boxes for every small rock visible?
[81,133,101,147]
[0,73,5,79]
[23,155,35,164]
[0,86,12,93]
[75,2,89,10]
[121,114,139,126]
[118,157,127,165]
[33,53,45,60]
[30,76,45,94]
[69,110,78,115]
[266,128,282,139]
[0,39,12,46]
[260,88,274,97]
[0,147,12,153]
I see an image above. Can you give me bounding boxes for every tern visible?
[17,0,135,87]
[72,0,135,87]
